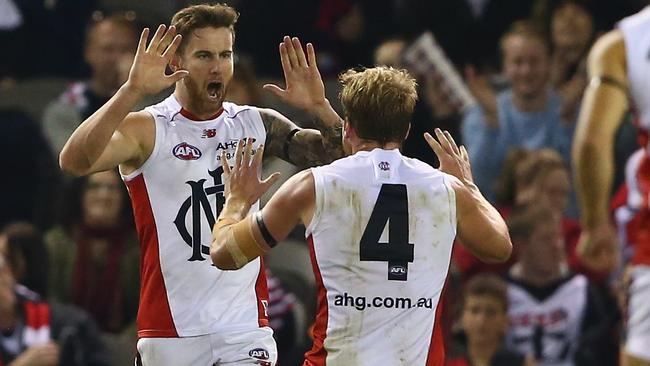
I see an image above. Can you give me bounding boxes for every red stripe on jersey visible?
[304,235,328,366]
[631,151,650,265]
[255,257,270,327]
[125,174,178,338]
[426,287,446,366]
[180,107,224,121]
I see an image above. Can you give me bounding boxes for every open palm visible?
[126,24,188,96]
[263,36,327,110]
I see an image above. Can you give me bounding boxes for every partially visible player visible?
[211,66,512,365]
[59,3,343,365]
[573,6,650,366]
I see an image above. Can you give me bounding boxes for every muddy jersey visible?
[122,95,269,338]
[305,148,457,366]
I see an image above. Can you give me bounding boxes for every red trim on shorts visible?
[180,107,224,121]
[304,235,328,366]
[255,257,270,327]
[126,174,178,338]
[426,287,446,365]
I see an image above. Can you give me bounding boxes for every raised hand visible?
[425,129,474,183]
[220,139,281,207]
[263,36,327,110]
[125,24,189,97]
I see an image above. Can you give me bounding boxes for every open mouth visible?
[207,82,223,100]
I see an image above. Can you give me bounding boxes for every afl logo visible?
[248,348,270,360]
[173,142,202,160]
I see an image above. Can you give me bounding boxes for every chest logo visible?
[174,167,225,261]
[173,142,202,160]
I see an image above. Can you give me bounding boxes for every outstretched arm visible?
[261,36,344,168]
[572,30,628,272]
[59,25,188,176]
[426,129,512,263]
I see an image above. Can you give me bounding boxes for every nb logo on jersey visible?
[201,129,217,138]
[173,142,202,160]
[174,167,225,261]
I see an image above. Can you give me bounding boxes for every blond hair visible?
[339,66,418,145]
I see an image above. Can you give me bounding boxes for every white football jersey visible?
[305,148,457,366]
[122,95,269,338]
[506,275,588,366]
[620,6,650,139]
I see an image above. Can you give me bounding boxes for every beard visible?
[183,76,226,112]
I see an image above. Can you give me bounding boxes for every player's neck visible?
[174,89,223,120]
[352,141,401,153]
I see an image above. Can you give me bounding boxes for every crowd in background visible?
[0,0,647,365]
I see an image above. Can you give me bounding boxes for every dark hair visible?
[339,66,418,145]
[2,221,49,296]
[171,3,239,54]
[463,274,508,312]
[494,148,532,207]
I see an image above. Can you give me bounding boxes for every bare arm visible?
[573,30,628,228]
[572,30,628,271]
[259,108,342,169]
[425,129,512,263]
[59,25,187,176]
[261,36,344,168]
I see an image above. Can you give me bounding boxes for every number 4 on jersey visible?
[360,184,414,281]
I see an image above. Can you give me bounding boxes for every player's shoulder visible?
[588,30,625,72]
[222,101,260,119]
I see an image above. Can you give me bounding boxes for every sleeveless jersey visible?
[617,8,650,265]
[506,275,588,366]
[305,149,457,366]
[122,95,269,338]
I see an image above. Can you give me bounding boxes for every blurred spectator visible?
[447,275,532,366]
[505,204,618,366]
[373,38,406,68]
[462,21,576,212]
[0,108,60,230]
[41,12,138,156]
[546,1,594,122]
[0,254,110,366]
[266,269,300,365]
[45,169,139,336]
[1,222,49,297]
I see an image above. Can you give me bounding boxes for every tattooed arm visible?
[259,107,343,169]
[260,36,344,167]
